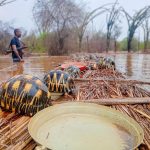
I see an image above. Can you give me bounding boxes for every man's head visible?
[14,29,21,38]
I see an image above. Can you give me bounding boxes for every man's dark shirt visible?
[10,37,22,60]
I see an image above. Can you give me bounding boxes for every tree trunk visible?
[144,41,147,51]
[78,37,82,52]
[127,34,133,53]
[78,33,84,52]
[144,32,149,52]
[106,31,111,53]
[114,39,117,53]
[86,36,89,52]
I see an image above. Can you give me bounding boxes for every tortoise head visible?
[67,78,77,97]
[111,61,116,70]
[89,63,97,70]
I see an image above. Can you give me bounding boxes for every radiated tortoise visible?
[0,74,51,116]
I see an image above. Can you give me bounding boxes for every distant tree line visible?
[0,0,150,55]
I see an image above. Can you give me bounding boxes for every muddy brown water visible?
[113,53,150,91]
[0,54,150,83]
[114,54,150,82]
[0,56,69,83]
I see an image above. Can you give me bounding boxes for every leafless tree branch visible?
[0,0,17,6]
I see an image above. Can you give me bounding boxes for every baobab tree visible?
[122,6,150,52]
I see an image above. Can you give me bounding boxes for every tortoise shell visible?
[43,70,75,95]
[96,57,115,69]
[104,58,115,69]
[0,74,51,116]
[64,66,80,78]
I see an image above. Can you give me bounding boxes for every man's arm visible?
[12,45,24,61]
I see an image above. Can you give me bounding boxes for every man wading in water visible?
[10,29,27,62]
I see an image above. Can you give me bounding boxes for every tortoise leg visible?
[137,144,149,150]
[64,93,75,99]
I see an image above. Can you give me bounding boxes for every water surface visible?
[0,54,150,84]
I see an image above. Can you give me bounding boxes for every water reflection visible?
[0,56,69,83]
[114,54,150,82]
[126,54,133,77]
[142,55,150,77]
[12,63,24,76]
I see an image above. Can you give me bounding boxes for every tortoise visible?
[64,65,81,78]
[88,57,115,70]
[103,57,115,69]
[89,54,97,60]
[0,74,51,116]
[88,63,97,70]
[43,70,76,95]
[90,57,115,70]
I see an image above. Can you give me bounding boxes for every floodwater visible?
[114,54,150,82]
[0,54,150,84]
[0,56,69,84]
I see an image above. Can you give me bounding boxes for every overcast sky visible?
[0,0,149,39]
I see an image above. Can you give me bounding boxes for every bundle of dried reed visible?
[0,110,34,150]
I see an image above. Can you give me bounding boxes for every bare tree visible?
[0,0,17,53]
[106,1,121,52]
[142,19,150,51]
[33,0,84,55]
[122,6,150,52]
[112,24,121,52]
[0,0,17,6]
[76,4,111,51]
[0,21,13,53]
[32,1,53,34]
